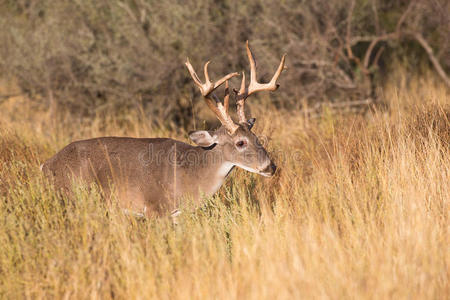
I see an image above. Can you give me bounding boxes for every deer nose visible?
[269,162,277,174]
[262,162,277,176]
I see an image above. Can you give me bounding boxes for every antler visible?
[235,41,286,123]
[185,59,239,133]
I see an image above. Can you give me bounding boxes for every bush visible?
[0,0,449,127]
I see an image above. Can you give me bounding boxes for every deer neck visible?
[195,146,235,196]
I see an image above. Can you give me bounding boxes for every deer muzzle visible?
[260,161,277,177]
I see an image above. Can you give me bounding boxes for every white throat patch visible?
[208,161,235,195]
[217,161,235,178]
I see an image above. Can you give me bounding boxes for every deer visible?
[41,41,286,218]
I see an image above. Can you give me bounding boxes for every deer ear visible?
[247,118,256,130]
[189,130,217,147]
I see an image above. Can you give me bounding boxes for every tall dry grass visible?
[0,72,448,299]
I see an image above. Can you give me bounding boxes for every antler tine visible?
[185,59,239,133]
[185,59,238,96]
[236,41,286,123]
[203,61,211,85]
[236,71,246,123]
[268,54,286,89]
[247,41,258,86]
[247,41,286,95]
[185,58,203,88]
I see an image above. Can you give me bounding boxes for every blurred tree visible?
[0,0,448,125]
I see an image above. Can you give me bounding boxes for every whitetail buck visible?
[42,41,286,217]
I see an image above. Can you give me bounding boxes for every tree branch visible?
[371,0,380,35]
[407,31,450,88]
[363,33,397,70]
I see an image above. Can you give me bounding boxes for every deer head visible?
[185,41,286,177]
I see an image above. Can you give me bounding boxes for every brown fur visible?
[42,125,275,216]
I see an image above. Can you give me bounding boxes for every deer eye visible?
[236,140,247,148]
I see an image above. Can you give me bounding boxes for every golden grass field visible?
[0,71,448,299]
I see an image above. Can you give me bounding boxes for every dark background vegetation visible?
[0,0,449,128]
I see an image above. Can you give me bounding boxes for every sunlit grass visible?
[0,75,448,299]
